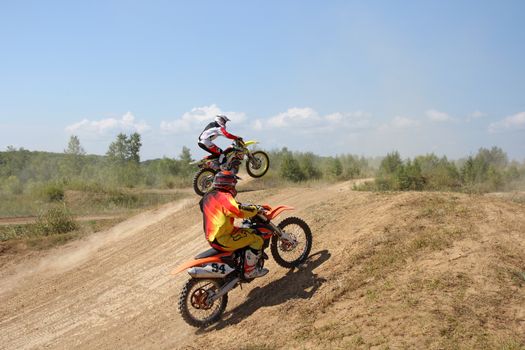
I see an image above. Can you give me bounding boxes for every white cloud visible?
[266,107,320,128]
[378,116,420,132]
[465,110,486,122]
[160,104,246,134]
[488,112,525,133]
[426,109,453,122]
[261,107,372,133]
[65,112,150,134]
[391,116,420,129]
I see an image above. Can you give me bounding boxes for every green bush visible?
[397,160,425,191]
[0,225,27,241]
[460,147,509,192]
[340,155,364,180]
[325,158,343,179]
[366,147,525,193]
[299,153,322,180]
[416,154,460,191]
[280,153,305,182]
[371,152,404,191]
[43,183,65,202]
[35,206,77,235]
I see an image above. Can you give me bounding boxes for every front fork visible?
[258,217,299,250]
[246,152,261,169]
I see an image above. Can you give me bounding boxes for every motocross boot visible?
[244,249,269,279]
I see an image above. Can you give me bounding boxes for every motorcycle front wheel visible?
[192,169,217,196]
[178,278,228,328]
[246,151,270,178]
[271,217,312,268]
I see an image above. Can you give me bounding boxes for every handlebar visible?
[234,138,245,148]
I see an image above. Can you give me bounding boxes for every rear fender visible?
[172,252,233,275]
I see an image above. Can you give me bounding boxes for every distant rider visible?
[200,170,268,279]
[198,115,243,164]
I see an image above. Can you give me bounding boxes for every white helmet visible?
[215,115,230,127]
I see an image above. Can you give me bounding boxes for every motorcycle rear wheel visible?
[192,169,217,196]
[178,278,228,328]
[271,217,312,268]
[246,151,270,178]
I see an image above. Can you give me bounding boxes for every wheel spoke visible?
[278,225,307,261]
[180,279,225,326]
[271,217,312,268]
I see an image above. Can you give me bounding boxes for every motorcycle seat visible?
[194,247,223,259]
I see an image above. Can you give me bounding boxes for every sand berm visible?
[1,180,524,349]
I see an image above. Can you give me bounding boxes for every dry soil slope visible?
[0,182,524,350]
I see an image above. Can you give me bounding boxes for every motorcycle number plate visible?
[203,263,234,275]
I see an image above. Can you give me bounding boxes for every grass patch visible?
[499,339,525,350]
[0,186,189,218]
[30,182,65,202]
[293,322,361,348]
[0,206,77,242]
[64,188,189,215]
[0,192,51,217]
[407,227,464,253]
[0,185,186,253]
[319,196,474,311]
[510,270,525,287]
[0,217,123,253]
[414,195,470,220]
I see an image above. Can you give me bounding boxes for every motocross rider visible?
[200,170,268,279]
[198,115,243,165]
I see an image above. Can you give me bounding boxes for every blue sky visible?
[1,0,524,161]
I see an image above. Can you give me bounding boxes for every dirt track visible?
[1,181,524,349]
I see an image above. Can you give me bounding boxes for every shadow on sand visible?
[198,249,331,332]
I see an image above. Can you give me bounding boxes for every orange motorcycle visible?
[173,204,312,328]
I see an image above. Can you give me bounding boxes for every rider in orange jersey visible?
[199,171,268,279]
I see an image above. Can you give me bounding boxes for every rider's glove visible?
[240,204,258,213]
[236,137,244,145]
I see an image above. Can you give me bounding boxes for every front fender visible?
[266,205,294,220]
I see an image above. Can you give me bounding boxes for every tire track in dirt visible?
[2,181,523,349]
[0,180,356,350]
[0,196,204,349]
[0,198,197,295]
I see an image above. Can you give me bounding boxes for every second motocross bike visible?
[173,204,312,328]
[192,139,270,196]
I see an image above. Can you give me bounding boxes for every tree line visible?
[269,146,525,193]
[1,133,524,198]
[0,133,195,199]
